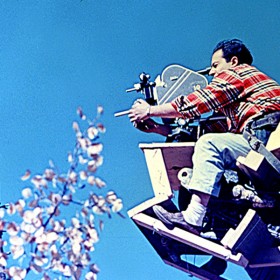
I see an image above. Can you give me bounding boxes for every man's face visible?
[209,49,236,77]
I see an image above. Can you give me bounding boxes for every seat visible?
[237,123,280,190]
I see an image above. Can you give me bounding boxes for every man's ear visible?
[231,56,239,66]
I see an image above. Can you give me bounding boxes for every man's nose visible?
[208,68,215,76]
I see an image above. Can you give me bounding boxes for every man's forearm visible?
[129,99,182,122]
[149,103,181,119]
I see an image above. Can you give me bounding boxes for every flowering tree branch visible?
[0,106,123,280]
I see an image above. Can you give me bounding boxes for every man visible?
[128,39,280,235]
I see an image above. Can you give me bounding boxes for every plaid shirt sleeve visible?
[171,69,244,119]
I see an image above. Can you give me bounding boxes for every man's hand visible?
[128,99,151,122]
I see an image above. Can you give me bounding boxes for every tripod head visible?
[126,72,157,105]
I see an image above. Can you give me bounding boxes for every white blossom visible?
[1,107,123,279]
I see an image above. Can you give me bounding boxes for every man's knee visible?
[195,133,244,151]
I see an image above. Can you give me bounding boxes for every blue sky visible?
[1,1,280,279]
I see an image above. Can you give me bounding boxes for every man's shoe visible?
[152,205,200,235]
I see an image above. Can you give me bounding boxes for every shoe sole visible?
[153,205,199,235]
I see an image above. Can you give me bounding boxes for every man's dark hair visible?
[213,39,253,65]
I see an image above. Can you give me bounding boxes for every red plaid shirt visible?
[171,64,280,133]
